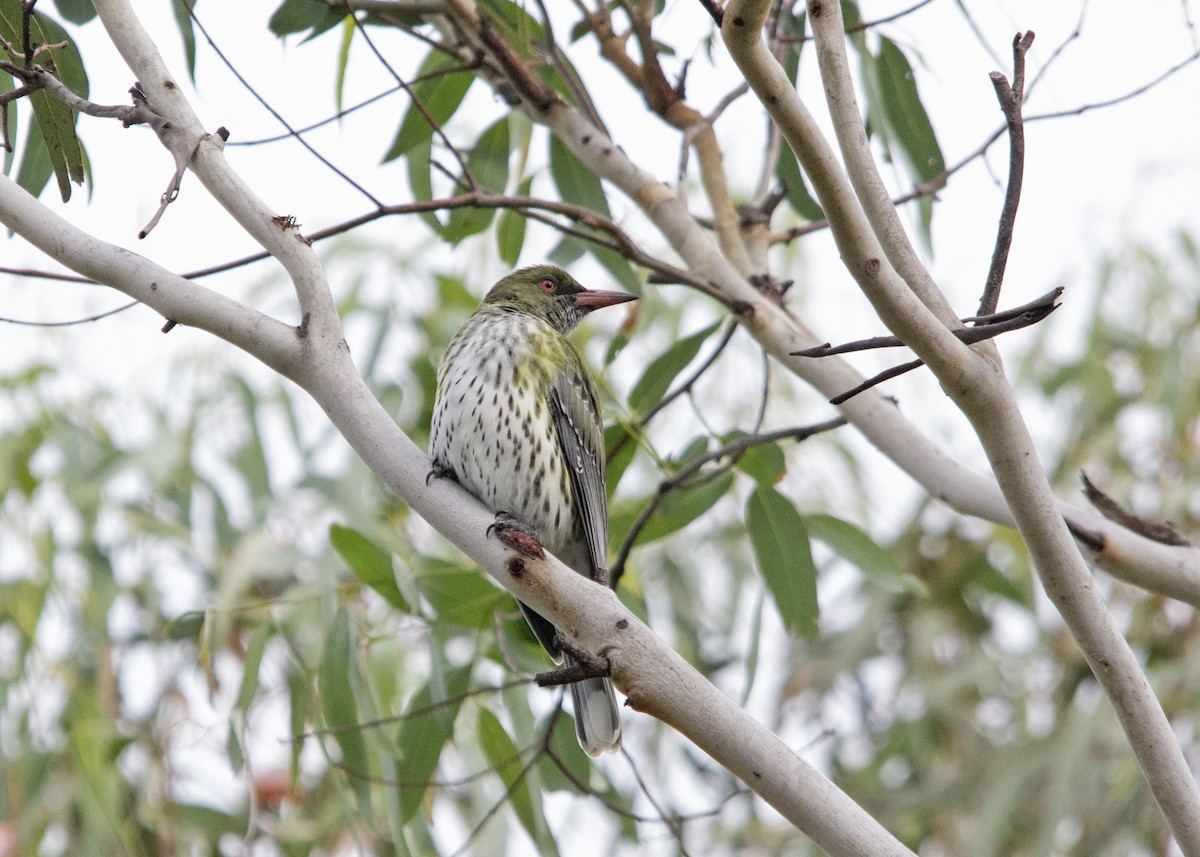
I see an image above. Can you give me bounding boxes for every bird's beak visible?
[574,289,639,311]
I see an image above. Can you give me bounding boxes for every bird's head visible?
[482,264,638,334]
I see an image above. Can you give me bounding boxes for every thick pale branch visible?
[95,0,340,345]
[419,0,1200,614]
[803,0,958,328]
[28,4,914,853]
[0,173,300,372]
[797,1,1200,849]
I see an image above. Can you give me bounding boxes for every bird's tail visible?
[568,663,622,757]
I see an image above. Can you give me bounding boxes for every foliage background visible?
[2,1,1200,855]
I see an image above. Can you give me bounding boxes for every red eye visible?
[539,277,557,293]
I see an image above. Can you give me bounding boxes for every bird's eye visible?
[538,277,558,293]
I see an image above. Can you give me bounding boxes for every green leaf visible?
[628,321,721,415]
[776,145,824,222]
[803,513,926,595]
[876,38,945,184]
[603,423,637,498]
[548,134,610,215]
[330,524,409,612]
[394,667,471,824]
[415,558,506,627]
[727,432,786,486]
[537,710,592,792]
[319,608,373,824]
[872,37,944,244]
[611,470,733,548]
[234,621,273,712]
[287,662,309,783]
[268,0,344,38]
[746,487,818,638]
[445,117,511,243]
[170,0,198,79]
[50,0,95,24]
[384,50,474,162]
[0,9,87,201]
[478,709,557,854]
[407,138,444,236]
[588,242,642,294]
[497,177,533,267]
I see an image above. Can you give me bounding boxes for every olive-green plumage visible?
[430,264,636,756]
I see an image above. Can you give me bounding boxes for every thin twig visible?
[1081,473,1191,547]
[0,300,140,327]
[344,3,479,191]
[776,0,936,43]
[797,290,1063,406]
[226,63,480,147]
[179,0,383,207]
[977,31,1035,318]
[793,287,1062,357]
[610,417,847,586]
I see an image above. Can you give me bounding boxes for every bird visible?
[429,264,637,757]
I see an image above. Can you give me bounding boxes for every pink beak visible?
[574,289,639,311]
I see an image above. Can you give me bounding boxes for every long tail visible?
[568,661,622,756]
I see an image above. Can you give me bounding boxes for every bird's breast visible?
[430,313,578,553]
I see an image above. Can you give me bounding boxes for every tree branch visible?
[794,2,1200,850]
[977,31,1034,318]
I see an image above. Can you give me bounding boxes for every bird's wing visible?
[549,369,610,585]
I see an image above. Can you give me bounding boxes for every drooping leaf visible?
[415,557,507,627]
[330,524,409,612]
[407,137,444,236]
[876,37,945,184]
[268,0,344,39]
[319,608,373,824]
[774,29,824,221]
[478,708,558,854]
[445,116,511,243]
[497,176,533,267]
[0,8,87,200]
[234,621,273,712]
[611,469,733,548]
[50,0,95,24]
[803,513,925,595]
[727,431,787,486]
[628,321,721,415]
[870,36,945,243]
[384,50,474,162]
[170,0,198,79]
[394,666,471,824]
[746,486,818,637]
[548,134,610,215]
[603,423,637,498]
[776,144,825,222]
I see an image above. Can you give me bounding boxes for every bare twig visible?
[0,64,206,236]
[1081,473,1191,547]
[977,31,1035,318]
[0,300,140,327]
[797,289,1063,406]
[776,0,936,43]
[610,417,847,586]
[178,0,383,207]
[344,5,479,191]
[793,287,1062,357]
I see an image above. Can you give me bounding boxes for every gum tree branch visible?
[977,31,1034,318]
[732,0,1200,848]
[3,3,916,854]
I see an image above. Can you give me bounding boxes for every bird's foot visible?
[535,634,610,687]
[487,511,544,558]
[426,461,458,486]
